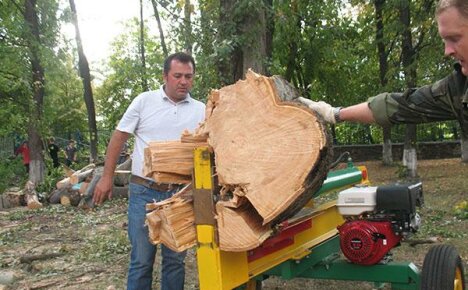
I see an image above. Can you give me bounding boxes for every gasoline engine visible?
[336,182,423,265]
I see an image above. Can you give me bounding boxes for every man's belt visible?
[130,175,177,192]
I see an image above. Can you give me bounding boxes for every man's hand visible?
[298,97,337,124]
[93,176,113,205]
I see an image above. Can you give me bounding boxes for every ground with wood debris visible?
[0,159,466,289]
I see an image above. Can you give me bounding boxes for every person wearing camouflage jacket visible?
[298,0,468,134]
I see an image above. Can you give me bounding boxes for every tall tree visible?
[139,0,149,91]
[216,0,271,85]
[150,0,168,58]
[184,0,193,54]
[374,0,393,165]
[69,0,98,162]
[23,0,45,183]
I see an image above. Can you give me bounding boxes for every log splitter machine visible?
[192,147,465,290]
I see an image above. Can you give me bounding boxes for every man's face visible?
[438,7,468,75]
[163,59,194,102]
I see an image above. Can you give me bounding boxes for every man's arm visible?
[340,102,375,123]
[93,130,130,205]
[298,97,376,124]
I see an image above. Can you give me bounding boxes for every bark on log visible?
[60,190,81,206]
[69,168,94,185]
[78,167,103,209]
[3,187,25,208]
[57,164,96,188]
[114,159,131,186]
[24,181,43,209]
[48,186,72,204]
[146,71,331,252]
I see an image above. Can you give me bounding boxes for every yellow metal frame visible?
[193,147,349,290]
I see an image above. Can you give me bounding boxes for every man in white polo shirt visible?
[93,52,205,290]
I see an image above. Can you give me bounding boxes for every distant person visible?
[65,139,77,167]
[15,141,30,174]
[47,137,60,168]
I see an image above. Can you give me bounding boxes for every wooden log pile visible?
[146,70,331,252]
[1,160,132,210]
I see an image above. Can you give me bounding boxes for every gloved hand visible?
[298,97,337,124]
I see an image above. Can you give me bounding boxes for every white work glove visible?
[298,97,337,124]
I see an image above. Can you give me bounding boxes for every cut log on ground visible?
[2,187,25,208]
[146,71,331,252]
[78,167,103,209]
[48,187,72,204]
[56,164,96,189]
[114,158,132,186]
[60,190,81,206]
[24,181,43,209]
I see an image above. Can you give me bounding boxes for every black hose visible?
[329,151,351,170]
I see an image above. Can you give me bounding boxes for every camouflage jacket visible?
[368,63,468,133]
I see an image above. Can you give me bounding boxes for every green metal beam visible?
[314,164,363,197]
[264,236,421,290]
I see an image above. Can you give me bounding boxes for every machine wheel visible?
[421,244,465,290]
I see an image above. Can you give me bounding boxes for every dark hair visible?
[436,0,468,19]
[163,52,196,75]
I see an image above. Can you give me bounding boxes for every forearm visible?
[340,102,376,124]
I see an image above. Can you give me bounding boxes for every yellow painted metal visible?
[247,201,345,277]
[194,147,250,290]
[193,147,212,189]
[194,146,354,289]
[196,225,250,290]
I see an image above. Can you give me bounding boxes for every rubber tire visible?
[421,244,465,290]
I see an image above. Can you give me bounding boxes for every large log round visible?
[198,70,331,250]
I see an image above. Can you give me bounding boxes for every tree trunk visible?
[382,126,393,165]
[184,0,193,54]
[147,71,331,251]
[399,0,418,178]
[374,0,393,166]
[139,0,149,91]
[461,132,468,163]
[150,0,168,58]
[69,0,98,162]
[24,0,45,184]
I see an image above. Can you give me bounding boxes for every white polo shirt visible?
[117,87,206,178]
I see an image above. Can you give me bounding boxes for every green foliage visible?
[0,0,459,159]
[454,201,468,220]
[0,157,27,194]
[35,164,64,194]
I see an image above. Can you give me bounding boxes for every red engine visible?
[337,220,402,265]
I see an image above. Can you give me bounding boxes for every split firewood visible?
[143,141,208,184]
[145,71,331,252]
[146,185,195,252]
[24,181,43,209]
